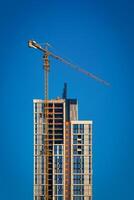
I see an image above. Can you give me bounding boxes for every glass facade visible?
[54,145,64,199]
[72,123,92,200]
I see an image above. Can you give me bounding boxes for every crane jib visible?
[28,39,110,86]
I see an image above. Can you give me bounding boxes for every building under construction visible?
[29,39,109,200]
[33,84,92,200]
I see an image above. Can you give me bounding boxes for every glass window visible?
[73,156,84,173]
[35,135,37,144]
[55,185,63,195]
[42,135,45,144]
[73,175,84,184]
[35,113,37,123]
[81,135,84,144]
[35,145,37,154]
[89,156,92,172]
[42,103,44,112]
[89,145,92,154]
[55,197,63,200]
[73,145,78,154]
[73,124,84,134]
[73,124,78,133]
[89,175,92,184]
[55,174,63,184]
[42,156,44,173]
[42,185,45,195]
[79,124,84,133]
[73,185,84,195]
[73,135,77,144]
[89,134,92,144]
[55,156,63,173]
[35,124,37,133]
[89,125,91,133]
[42,175,44,184]
[54,145,63,155]
[35,156,37,165]
[35,103,37,112]
[35,175,37,184]
[35,158,37,173]
[43,124,45,133]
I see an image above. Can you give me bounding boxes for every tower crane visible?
[28,40,110,200]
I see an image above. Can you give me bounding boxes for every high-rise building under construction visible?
[28,39,109,200]
[33,84,92,200]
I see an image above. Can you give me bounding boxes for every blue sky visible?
[0,0,134,200]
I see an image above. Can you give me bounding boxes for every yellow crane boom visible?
[28,40,110,87]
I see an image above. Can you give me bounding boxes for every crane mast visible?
[28,39,110,200]
[43,52,50,200]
